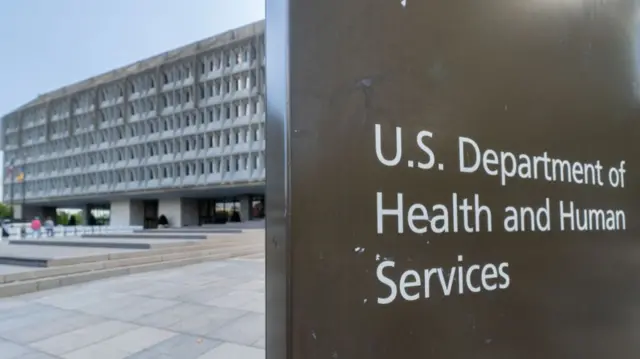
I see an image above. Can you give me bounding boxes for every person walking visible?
[31,216,42,238]
[1,219,10,240]
[44,217,55,237]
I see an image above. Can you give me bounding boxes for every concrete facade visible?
[1,21,266,227]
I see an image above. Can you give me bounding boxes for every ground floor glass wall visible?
[197,195,264,225]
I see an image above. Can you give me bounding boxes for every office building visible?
[0,21,266,227]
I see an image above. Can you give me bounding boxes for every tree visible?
[56,212,69,225]
[56,212,83,226]
[0,203,13,219]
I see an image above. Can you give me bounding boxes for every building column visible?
[82,204,92,225]
[109,199,144,227]
[239,195,251,222]
[158,198,199,228]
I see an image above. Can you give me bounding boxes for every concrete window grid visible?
[3,35,266,203]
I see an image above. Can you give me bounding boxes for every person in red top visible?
[31,217,42,238]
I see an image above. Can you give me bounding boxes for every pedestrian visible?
[44,217,55,237]
[31,216,42,238]
[1,219,10,239]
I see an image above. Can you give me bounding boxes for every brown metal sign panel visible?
[266,1,640,358]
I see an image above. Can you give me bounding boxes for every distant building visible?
[0,21,266,227]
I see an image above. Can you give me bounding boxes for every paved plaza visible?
[0,254,265,359]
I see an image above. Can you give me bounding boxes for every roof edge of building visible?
[4,19,265,118]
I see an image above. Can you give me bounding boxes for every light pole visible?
[19,169,25,221]
[7,158,14,220]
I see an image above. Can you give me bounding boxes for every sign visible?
[266,1,640,358]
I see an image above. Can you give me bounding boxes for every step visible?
[82,233,209,240]
[0,240,260,283]
[134,228,242,234]
[8,239,204,250]
[0,243,263,298]
[0,256,49,268]
[0,238,256,270]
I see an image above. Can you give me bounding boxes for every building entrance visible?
[197,195,264,224]
[143,200,158,229]
[198,198,240,225]
[250,195,265,220]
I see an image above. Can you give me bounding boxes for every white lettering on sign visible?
[367,124,628,304]
[458,136,608,187]
[376,255,510,304]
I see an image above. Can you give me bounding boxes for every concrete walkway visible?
[0,255,265,359]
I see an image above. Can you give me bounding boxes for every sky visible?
[0,0,265,201]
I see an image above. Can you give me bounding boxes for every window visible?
[163,73,169,84]
[150,78,155,89]
[130,82,136,94]
[200,85,205,100]
[235,157,240,171]
[185,91,191,103]
[201,62,206,74]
